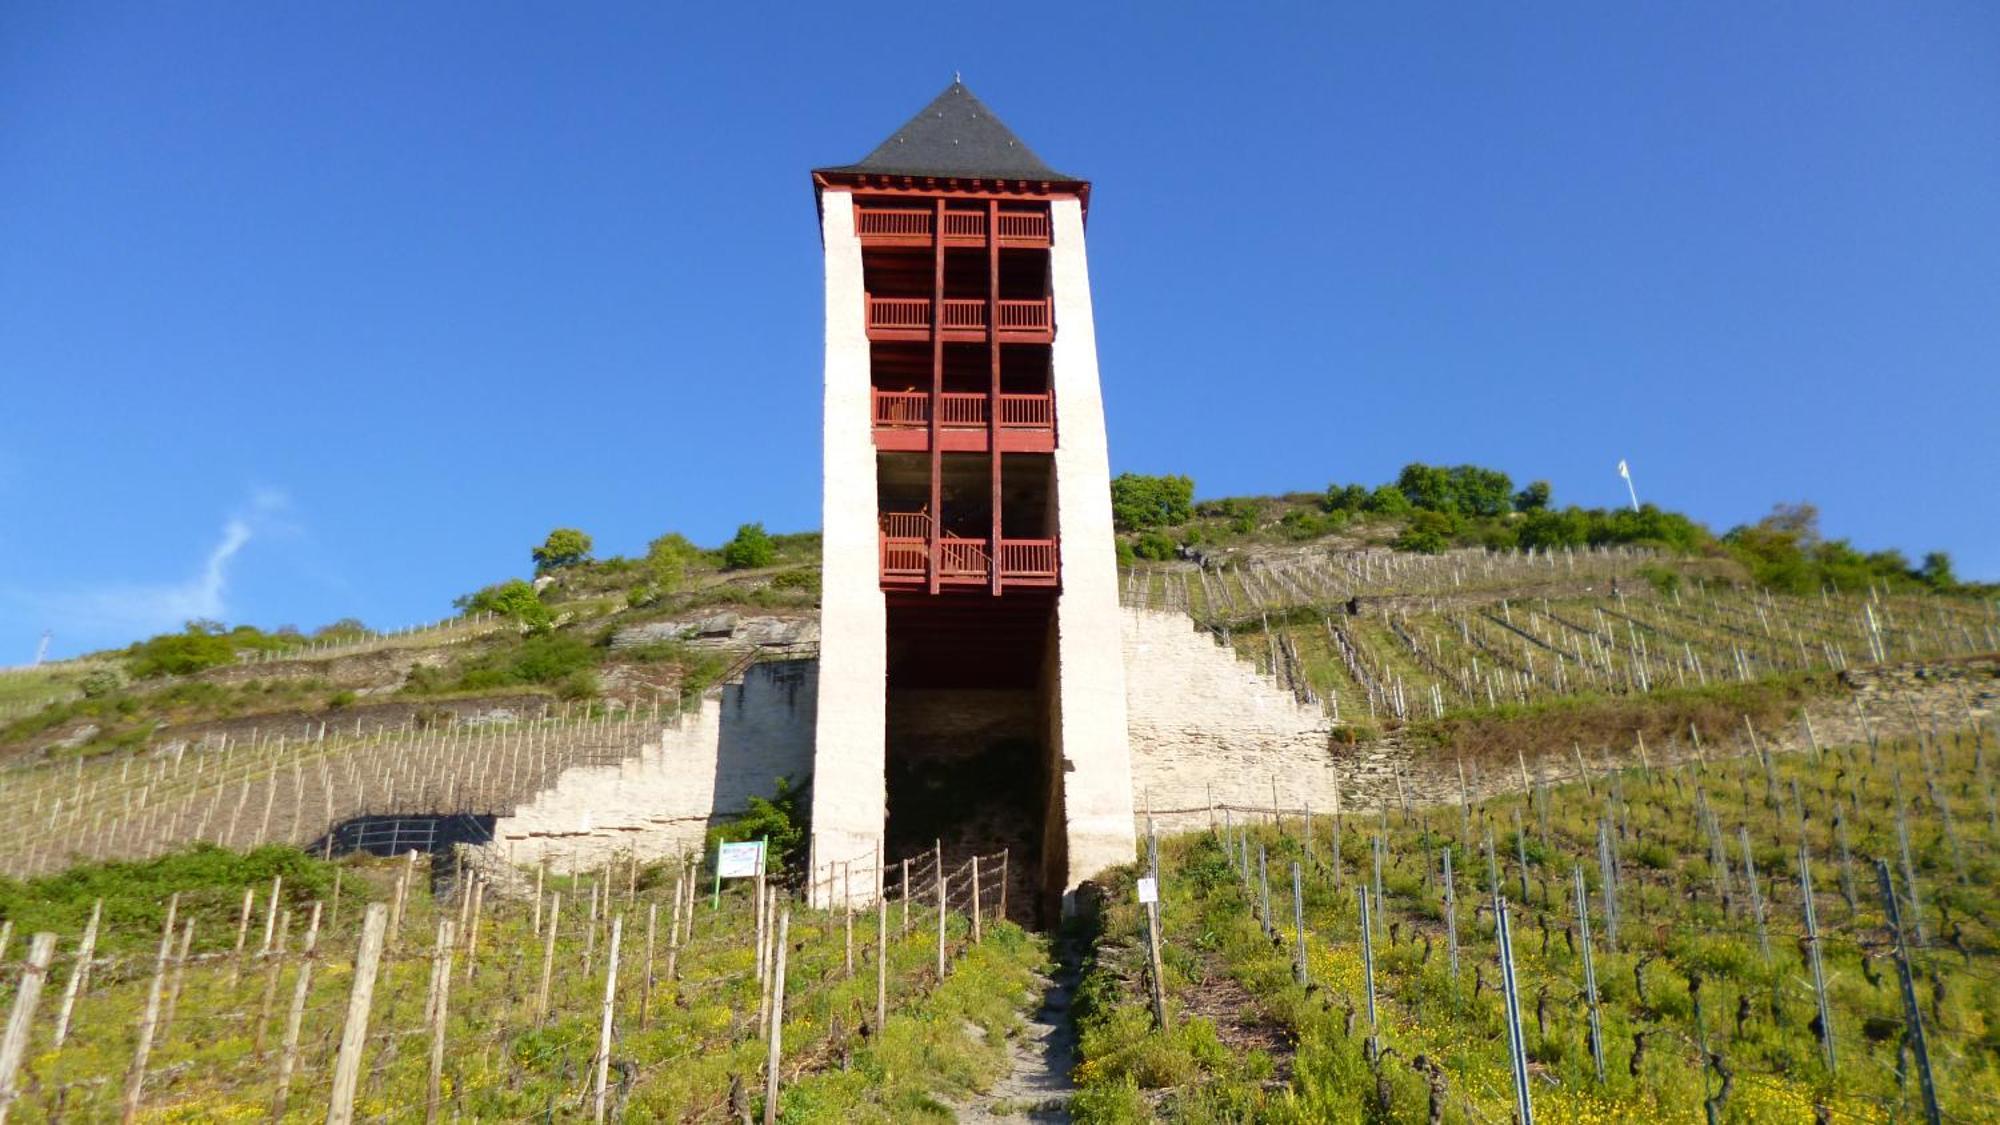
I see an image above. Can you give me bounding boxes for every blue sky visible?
[3,3,1996,660]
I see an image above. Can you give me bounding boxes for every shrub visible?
[458,579,553,633]
[125,622,240,678]
[1364,484,1411,514]
[706,776,808,872]
[721,523,777,570]
[1514,479,1552,511]
[1393,511,1456,554]
[531,528,593,573]
[769,567,821,593]
[1132,532,1177,561]
[1110,473,1194,532]
[78,668,124,699]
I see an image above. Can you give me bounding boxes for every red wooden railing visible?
[939,299,985,330]
[867,297,930,329]
[999,540,1058,580]
[937,393,985,426]
[855,209,931,238]
[941,211,985,239]
[876,519,1058,586]
[995,300,1051,331]
[866,296,1052,334]
[873,391,928,426]
[999,394,1054,428]
[879,511,932,539]
[872,390,1054,431]
[995,212,1050,241]
[880,537,928,579]
[937,538,991,578]
[855,207,1051,244]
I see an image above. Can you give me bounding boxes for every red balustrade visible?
[866,296,1052,334]
[867,297,930,329]
[876,526,1058,587]
[995,211,1050,241]
[879,537,928,580]
[878,511,932,539]
[872,391,928,426]
[937,393,985,426]
[873,390,1053,433]
[996,300,1051,331]
[999,394,1054,428]
[855,209,931,238]
[999,540,1058,581]
[940,211,985,238]
[855,207,1051,245]
[937,538,991,578]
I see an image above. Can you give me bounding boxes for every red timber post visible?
[928,195,946,594]
[988,197,1003,595]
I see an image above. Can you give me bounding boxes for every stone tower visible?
[809,82,1135,919]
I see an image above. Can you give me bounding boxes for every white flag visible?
[1617,459,1630,480]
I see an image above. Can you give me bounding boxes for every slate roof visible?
[816,81,1082,183]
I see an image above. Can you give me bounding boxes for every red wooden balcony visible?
[855,207,1051,247]
[877,513,1059,589]
[871,391,1054,430]
[871,390,1054,452]
[865,296,1052,339]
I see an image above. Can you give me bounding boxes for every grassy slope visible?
[0,852,1041,1122]
[1072,726,2000,1122]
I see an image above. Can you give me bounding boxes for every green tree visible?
[1513,480,1552,512]
[1364,484,1412,515]
[1919,551,1958,590]
[721,523,777,570]
[645,532,703,592]
[1396,463,1455,512]
[1322,483,1370,513]
[1109,473,1194,532]
[531,528,593,573]
[1132,531,1178,561]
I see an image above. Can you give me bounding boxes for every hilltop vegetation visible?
[1111,464,1981,597]
[0,521,822,763]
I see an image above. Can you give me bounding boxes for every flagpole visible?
[1618,460,1640,513]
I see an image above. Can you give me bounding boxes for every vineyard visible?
[0,704,693,880]
[0,843,1030,1121]
[1122,546,1996,724]
[1073,715,2000,1122]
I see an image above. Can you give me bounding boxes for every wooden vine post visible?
[326,903,389,1125]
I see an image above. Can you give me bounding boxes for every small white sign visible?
[1136,877,1158,904]
[716,840,765,879]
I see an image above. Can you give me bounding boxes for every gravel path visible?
[955,942,1081,1123]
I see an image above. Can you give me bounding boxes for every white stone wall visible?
[491,662,818,872]
[808,188,889,887]
[1122,607,1337,824]
[1048,197,1139,896]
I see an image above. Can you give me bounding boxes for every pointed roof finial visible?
[953,69,962,85]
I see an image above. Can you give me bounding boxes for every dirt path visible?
[954,942,1081,1123]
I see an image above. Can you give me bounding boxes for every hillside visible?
[0,477,1992,1122]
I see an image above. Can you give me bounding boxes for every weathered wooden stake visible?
[325,902,389,1125]
[592,915,623,1124]
[425,919,455,1125]
[0,933,56,1123]
[536,892,562,1022]
[269,901,321,1121]
[51,898,100,1050]
[762,911,791,1125]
